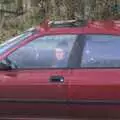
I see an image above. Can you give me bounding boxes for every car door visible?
[0,34,77,118]
[69,34,120,118]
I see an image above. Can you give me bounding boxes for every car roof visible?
[38,20,120,35]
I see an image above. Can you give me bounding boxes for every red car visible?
[0,20,120,119]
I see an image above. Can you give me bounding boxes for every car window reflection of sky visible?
[0,32,33,55]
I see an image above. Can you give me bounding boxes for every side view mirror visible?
[0,62,12,70]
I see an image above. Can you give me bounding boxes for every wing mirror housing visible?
[0,62,12,70]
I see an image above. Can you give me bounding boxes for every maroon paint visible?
[0,21,120,118]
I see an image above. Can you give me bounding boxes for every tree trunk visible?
[16,0,23,9]
[31,0,40,7]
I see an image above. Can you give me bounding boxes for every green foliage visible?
[0,6,43,41]
[0,0,15,4]
[1,0,120,42]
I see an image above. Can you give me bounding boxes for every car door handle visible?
[49,76,64,82]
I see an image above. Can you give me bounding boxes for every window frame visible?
[0,30,38,56]
[5,33,81,70]
[80,34,120,69]
[3,33,120,70]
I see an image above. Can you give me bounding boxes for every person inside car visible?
[53,41,69,68]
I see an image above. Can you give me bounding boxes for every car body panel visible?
[0,69,71,117]
[68,69,120,117]
[0,20,120,118]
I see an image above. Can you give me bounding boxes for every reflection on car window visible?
[81,35,120,68]
[8,34,77,69]
[0,31,34,55]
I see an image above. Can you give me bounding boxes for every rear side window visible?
[81,35,120,68]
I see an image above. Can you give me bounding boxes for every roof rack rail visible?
[39,19,87,32]
[49,19,87,28]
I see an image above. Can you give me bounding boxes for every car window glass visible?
[0,31,35,55]
[81,35,120,68]
[8,34,77,69]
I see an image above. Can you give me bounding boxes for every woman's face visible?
[55,48,65,60]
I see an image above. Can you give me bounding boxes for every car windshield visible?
[0,29,36,55]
